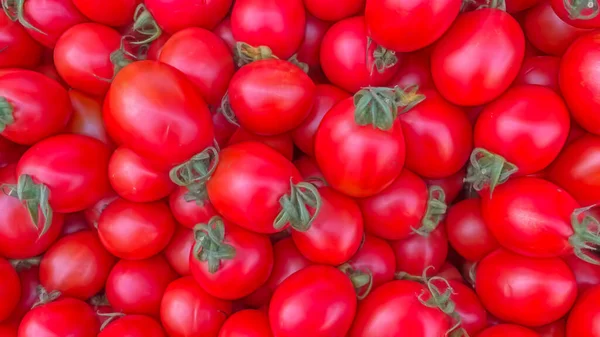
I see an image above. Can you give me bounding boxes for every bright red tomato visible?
[168,185,218,229]
[387,48,434,90]
[160,276,232,337]
[551,0,600,29]
[320,16,400,93]
[536,319,566,337]
[431,8,524,106]
[0,137,27,167]
[106,255,177,316]
[477,324,541,337]
[73,0,140,27]
[146,0,231,34]
[0,14,42,68]
[159,27,234,105]
[346,235,395,290]
[270,265,357,337]
[296,15,329,75]
[0,258,20,321]
[563,254,600,293]
[164,225,194,276]
[304,0,363,21]
[228,128,294,160]
[476,249,577,326]
[566,284,600,337]
[391,225,448,276]
[98,315,166,337]
[431,279,487,336]
[98,199,176,260]
[515,56,560,92]
[219,309,273,337]
[18,297,100,337]
[66,90,113,146]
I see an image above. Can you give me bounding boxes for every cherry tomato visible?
[98,315,166,337]
[550,0,600,29]
[73,0,140,27]
[228,128,294,160]
[66,90,113,146]
[477,324,541,337]
[0,14,42,68]
[0,257,20,321]
[515,56,560,92]
[536,319,566,337]
[566,284,600,337]
[387,48,434,90]
[169,185,218,229]
[391,225,448,276]
[432,279,488,336]
[563,254,600,293]
[146,0,232,34]
[164,225,194,276]
[346,235,395,290]
[296,15,329,75]
[19,297,100,337]
[219,309,272,337]
[304,0,363,21]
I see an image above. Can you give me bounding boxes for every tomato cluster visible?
[1,0,600,336]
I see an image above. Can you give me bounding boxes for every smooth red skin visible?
[207,142,303,234]
[296,15,329,71]
[515,56,560,92]
[146,0,231,34]
[83,193,117,228]
[228,128,294,160]
[315,98,406,198]
[164,225,194,276]
[190,220,274,300]
[269,265,356,337]
[8,266,40,322]
[218,310,273,337]
[40,231,115,300]
[0,15,42,69]
[446,199,499,261]
[108,147,174,202]
[106,255,177,316]
[475,85,570,175]
[304,0,363,21]
[563,254,600,293]
[391,225,448,276]
[293,155,325,183]
[98,199,176,260]
[19,298,100,337]
[105,61,214,169]
[424,169,465,205]
[168,185,218,229]
[433,279,487,336]
[292,84,350,156]
[17,134,111,213]
[476,249,577,327]
[231,0,305,59]
[54,23,121,96]
[0,70,72,145]
[349,280,450,337]
[567,284,600,337]
[0,137,27,167]
[537,319,566,337]
[346,235,395,289]
[292,187,363,265]
[66,90,113,147]
[21,0,87,48]
[159,28,234,105]
[359,169,427,241]
[320,16,400,93]
[387,48,434,90]
[98,315,166,337]
[0,258,20,321]
[432,9,525,106]
[73,0,140,27]
[477,324,541,337]
[551,0,600,28]
[160,277,231,337]
[366,0,461,52]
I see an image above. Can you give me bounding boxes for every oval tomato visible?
[219,310,272,337]
[164,225,194,276]
[98,315,166,337]
[228,128,294,160]
[168,185,218,229]
[0,258,20,321]
[146,0,232,34]
[18,297,100,337]
[387,48,434,90]
[304,0,363,21]
[346,235,395,290]
[514,56,560,92]
[566,284,600,337]
[73,0,140,27]
[550,0,600,29]
[0,14,42,68]
[477,324,541,337]
[391,224,448,276]
[563,254,600,293]
[66,90,113,146]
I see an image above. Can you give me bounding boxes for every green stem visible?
[569,205,600,264]
[273,180,322,232]
[234,42,277,67]
[0,97,14,132]
[287,54,309,73]
[339,264,374,300]
[98,312,125,330]
[464,148,517,195]
[169,146,219,187]
[219,93,240,126]
[9,256,41,271]
[32,286,60,308]
[132,4,162,45]
[2,0,47,35]
[412,186,447,236]
[3,175,52,237]
[353,86,425,131]
[367,37,398,75]
[418,275,463,337]
[564,0,599,20]
[192,216,236,273]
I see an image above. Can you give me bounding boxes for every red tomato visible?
[346,235,395,290]
[98,199,176,260]
[270,265,357,337]
[54,23,121,96]
[219,309,273,337]
[40,231,115,300]
[435,262,464,283]
[431,8,524,106]
[160,276,232,337]
[159,28,234,105]
[304,0,363,21]
[66,90,113,146]
[296,15,329,74]
[424,169,465,205]
[228,128,294,160]
[108,147,174,202]
[146,0,231,34]
[515,56,560,92]
[0,14,42,68]
[105,60,214,169]
[477,324,541,337]
[231,0,305,59]
[536,319,566,337]
[106,255,177,316]
[8,264,40,322]
[320,16,400,93]
[164,225,194,276]
[73,0,140,27]
[476,249,577,326]
[446,198,499,261]
[0,70,71,145]
[391,225,448,276]
[169,185,218,229]
[566,284,600,337]
[18,297,100,337]
[550,0,600,29]
[366,0,461,52]
[387,48,434,90]
[563,254,600,293]
[0,137,27,167]
[560,32,600,135]
[0,258,20,321]
[98,315,166,337]
[431,279,488,336]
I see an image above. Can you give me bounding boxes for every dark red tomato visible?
[514,56,560,92]
[0,70,71,145]
[431,8,524,106]
[83,192,117,228]
[366,0,460,52]
[164,225,194,276]
[228,128,294,160]
[212,108,238,148]
[0,14,42,68]
[189,217,273,300]
[349,280,450,336]
[105,61,214,169]
[0,321,17,336]
[207,142,304,234]
[346,235,395,289]
[66,90,113,147]
[320,16,400,93]
[60,212,89,236]
[391,225,448,276]
[476,249,577,326]
[219,310,272,337]
[446,199,499,261]
[146,33,170,60]
[296,15,329,73]
[304,0,363,21]
[0,258,20,321]
[424,169,465,205]
[73,0,140,27]
[270,265,357,337]
[146,0,231,34]
[387,48,434,90]
[231,0,305,59]
[563,254,600,293]
[0,137,27,167]
[169,185,218,229]
[431,279,487,336]
[551,0,600,29]
[292,84,350,156]
[292,187,363,265]
[159,28,234,105]
[477,324,541,337]
[106,255,177,316]
[19,297,100,337]
[536,319,566,337]
[293,155,325,184]
[567,284,600,337]
[8,265,40,322]
[108,147,174,202]
[98,199,176,260]
[98,315,166,337]
[54,23,121,96]
[40,231,115,300]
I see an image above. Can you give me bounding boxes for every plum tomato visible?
[566,284,600,337]
[98,314,166,337]
[0,14,42,69]
[304,0,364,21]
[73,0,140,27]
[18,297,100,337]
[227,128,294,161]
[164,225,194,276]
[346,235,396,290]
[391,224,448,277]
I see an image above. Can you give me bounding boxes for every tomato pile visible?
[1,0,600,336]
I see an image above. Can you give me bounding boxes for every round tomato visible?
[476,249,577,326]
[391,224,448,277]
[304,0,363,21]
[477,324,541,337]
[431,8,524,106]
[168,185,218,229]
[514,56,560,92]
[219,310,272,337]
[296,15,329,74]
[387,48,434,90]
[146,0,231,34]
[346,235,395,290]
[566,284,600,337]
[563,254,600,293]
[551,0,600,29]
[0,257,20,321]
[0,14,42,69]
[98,315,166,337]
[18,297,100,337]
[164,225,194,276]
[73,0,140,27]
[228,128,294,160]
[66,90,113,146]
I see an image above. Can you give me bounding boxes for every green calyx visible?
[183,182,209,205]
[564,0,599,20]
[367,38,398,75]
[353,86,425,131]
[32,286,60,308]
[9,256,41,271]
[464,148,518,196]
[287,54,309,73]
[2,174,52,237]
[469,0,507,10]
[0,97,14,132]
[192,216,236,273]
[132,4,161,45]
[339,264,373,300]
[169,146,219,187]
[418,274,465,337]
[273,179,322,232]
[235,42,277,67]
[569,205,600,264]
[2,0,47,35]
[413,186,447,236]
[219,93,240,126]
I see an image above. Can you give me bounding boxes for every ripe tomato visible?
[40,231,115,300]
[563,254,600,293]
[159,28,235,105]
[146,0,231,34]
[106,255,177,316]
[270,265,357,337]
[0,14,42,68]
[346,235,395,290]
[515,56,560,92]
[431,279,488,336]
[476,249,577,326]
[219,310,272,337]
[477,324,541,337]
[160,276,232,337]
[54,23,121,96]
[391,225,448,276]
[566,284,600,337]
[169,185,218,229]
[387,48,434,90]
[436,262,464,283]
[105,60,214,169]
[0,258,20,321]
[296,15,329,74]
[228,128,294,160]
[98,199,176,260]
[431,8,524,106]
[320,16,400,93]
[66,90,113,146]
[164,225,194,276]
[304,0,363,21]
[73,0,140,27]
[19,298,100,337]
[550,0,600,29]
[366,0,461,52]
[98,315,166,337]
